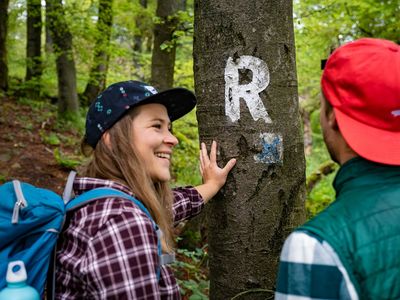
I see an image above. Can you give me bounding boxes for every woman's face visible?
[131,103,178,182]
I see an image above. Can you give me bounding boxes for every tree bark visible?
[46,0,79,119]
[82,0,113,106]
[194,1,306,299]
[0,0,10,92]
[133,0,147,53]
[26,0,42,97]
[45,5,53,54]
[178,0,186,10]
[150,0,178,90]
[132,0,147,81]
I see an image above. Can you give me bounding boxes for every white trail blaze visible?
[224,55,271,123]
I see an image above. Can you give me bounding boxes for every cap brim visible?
[335,108,400,165]
[140,88,196,121]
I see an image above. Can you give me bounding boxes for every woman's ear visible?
[101,131,111,148]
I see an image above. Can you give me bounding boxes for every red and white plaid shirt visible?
[55,177,204,299]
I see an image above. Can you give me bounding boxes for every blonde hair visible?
[81,107,175,252]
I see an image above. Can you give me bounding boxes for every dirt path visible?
[0,96,78,193]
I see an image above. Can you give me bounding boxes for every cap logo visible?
[144,85,158,95]
[95,102,103,112]
[391,110,400,117]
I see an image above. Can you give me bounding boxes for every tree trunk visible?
[150,0,178,90]
[178,0,186,10]
[46,0,79,119]
[26,0,42,97]
[193,1,306,299]
[132,0,147,81]
[133,0,147,53]
[45,7,53,53]
[82,0,113,106]
[0,0,10,92]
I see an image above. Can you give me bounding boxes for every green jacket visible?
[300,157,400,299]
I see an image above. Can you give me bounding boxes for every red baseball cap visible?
[322,38,400,165]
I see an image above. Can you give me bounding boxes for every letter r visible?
[224,55,271,123]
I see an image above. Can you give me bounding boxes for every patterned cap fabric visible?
[322,38,400,165]
[85,80,196,148]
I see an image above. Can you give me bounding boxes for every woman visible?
[55,81,236,299]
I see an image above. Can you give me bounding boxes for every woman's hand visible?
[195,140,236,203]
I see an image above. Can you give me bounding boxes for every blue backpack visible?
[0,172,171,298]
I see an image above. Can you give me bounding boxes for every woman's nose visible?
[164,131,178,147]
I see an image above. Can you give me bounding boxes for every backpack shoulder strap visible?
[65,187,150,218]
[62,171,77,204]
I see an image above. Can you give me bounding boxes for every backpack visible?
[0,171,172,298]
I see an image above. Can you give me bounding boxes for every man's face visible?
[320,95,339,164]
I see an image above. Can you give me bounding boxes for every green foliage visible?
[40,131,61,146]
[306,110,327,173]
[53,148,81,169]
[174,35,194,89]
[304,108,336,216]
[172,246,209,299]
[307,172,336,218]
[56,109,86,135]
[294,0,400,98]
[17,97,46,109]
[171,110,201,187]
[7,4,26,80]
[178,227,202,251]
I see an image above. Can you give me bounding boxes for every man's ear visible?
[328,109,339,130]
[101,131,111,147]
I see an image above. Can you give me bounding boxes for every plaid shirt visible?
[275,231,358,300]
[55,177,204,300]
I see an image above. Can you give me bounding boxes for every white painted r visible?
[224,55,271,123]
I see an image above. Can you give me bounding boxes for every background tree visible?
[150,0,179,90]
[194,0,306,298]
[44,2,54,55]
[81,0,114,105]
[133,0,148,53]
[132,0,149,81]
[46,0,79,119]
[0,0,10,92]
[26,0,42,98]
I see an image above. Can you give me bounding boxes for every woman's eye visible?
[152,124,162,129]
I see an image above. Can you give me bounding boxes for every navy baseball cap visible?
[85,80,196,148]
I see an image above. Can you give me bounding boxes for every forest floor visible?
[0,95,80,192]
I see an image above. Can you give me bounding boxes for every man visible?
[275,38,400,299]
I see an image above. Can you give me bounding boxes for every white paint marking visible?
[225,55,271,123]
